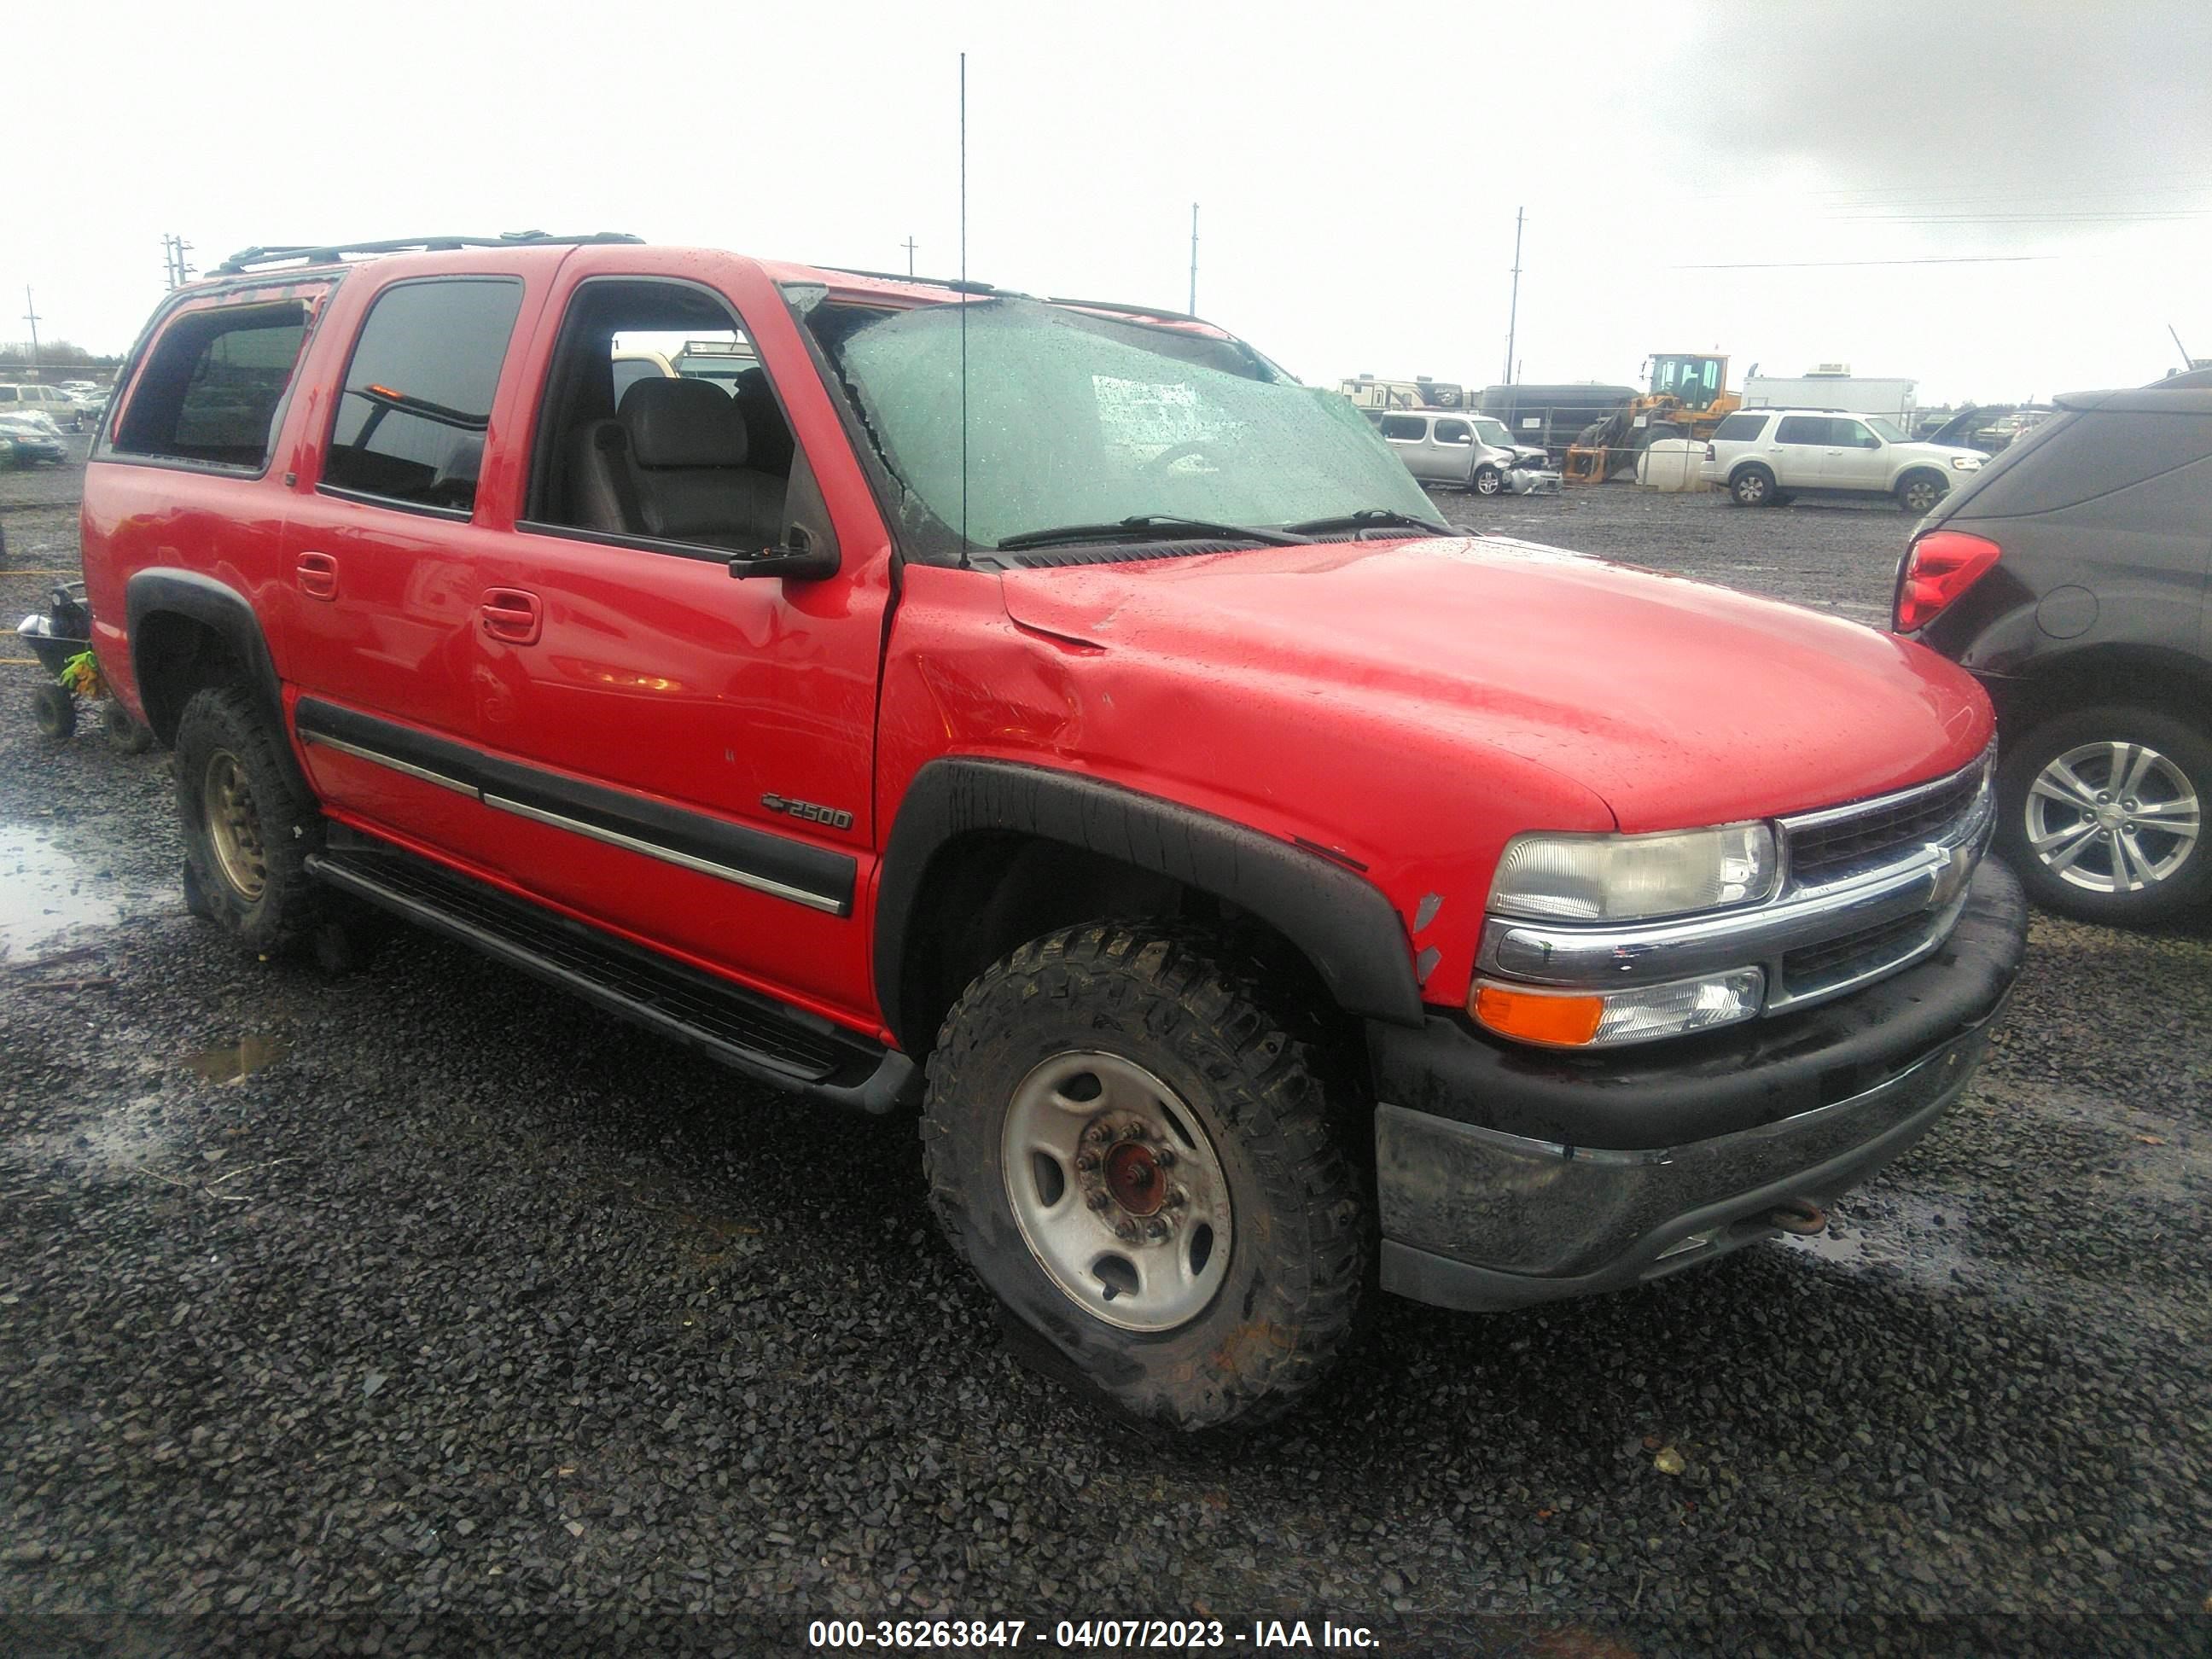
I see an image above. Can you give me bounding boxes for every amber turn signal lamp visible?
[1471,982,1605,1047]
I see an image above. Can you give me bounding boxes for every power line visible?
[1674,254,2051,269]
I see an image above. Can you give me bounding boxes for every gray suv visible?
[1894,370,2212,924]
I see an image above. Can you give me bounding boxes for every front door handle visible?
[480,587,544,646]
[295,551,339,602]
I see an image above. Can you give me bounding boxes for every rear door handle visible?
[295,551,339,602]
[480,587,543,646]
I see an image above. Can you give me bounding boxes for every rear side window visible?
[1775,416,1829,445]
[1379,415,1426,442]
[323,277,525,515]
[1710,411,1767,442]
[1953,409,2212,520]
[111,302,309,469]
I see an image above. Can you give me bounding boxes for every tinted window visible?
[1953,409,2212,520]
[1775,416,1830,445]
[1711,411,1767,442]
[1433,419,1471,445]
[1832,419,1879,449]
[112,302,309,469]
[1379,415,1427,442]
[325,278,524,514]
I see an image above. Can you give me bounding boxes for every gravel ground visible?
[3,452,2209,1653]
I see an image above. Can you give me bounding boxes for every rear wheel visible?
[921,922,1367,1430]
[1896,471,1947,514]
[175,686,327,953]
[1729,466,1774,508]
[1997,706,2210,924]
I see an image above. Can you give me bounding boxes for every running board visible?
[306,830,915,1115]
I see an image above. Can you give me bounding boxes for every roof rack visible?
[212,230,643,276]
[815,265,998,295]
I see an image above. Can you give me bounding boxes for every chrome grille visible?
[1780,912,1941,998]
[1784,752,1994,894]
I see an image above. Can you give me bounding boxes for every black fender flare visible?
[874,758,1423,1050]
[124,568,282,742]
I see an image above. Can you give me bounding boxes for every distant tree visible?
[0,338,102,369]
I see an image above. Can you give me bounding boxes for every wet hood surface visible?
[998,533,1992,830]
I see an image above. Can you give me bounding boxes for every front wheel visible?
[1996,706,2211,925]
[1472,464,1504,496]
[921,923,1367,1431]
[31,683,75,741]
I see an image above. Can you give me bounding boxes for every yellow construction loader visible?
[1563,352,1741,484]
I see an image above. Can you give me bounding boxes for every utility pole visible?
[161,234,196,289]
[901,236,918,276]
[21,288,41,375]
[1188,203,1198,316]
[1502,207,1523,387]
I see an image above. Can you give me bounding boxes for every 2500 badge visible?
[762,793,855,832]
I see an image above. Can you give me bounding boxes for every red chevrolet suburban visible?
[80,233,2027,1429]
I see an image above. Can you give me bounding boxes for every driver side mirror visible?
[730,448,840,581]
[730,524,838,581]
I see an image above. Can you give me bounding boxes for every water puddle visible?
[0,824,122,958]
[182,1035,288,1084]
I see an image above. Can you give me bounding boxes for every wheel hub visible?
[1001,1051,1233,1334]
[201,749,268,901]
[1103,1139,1166,1216]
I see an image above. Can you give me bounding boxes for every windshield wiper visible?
[1281,508,1451,537]
[997,515,1311,551]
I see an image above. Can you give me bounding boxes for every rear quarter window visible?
[1378,414,1427,442]
[110,301,311,470]
[1951,409,2212,519]
[1710,412,1767,442]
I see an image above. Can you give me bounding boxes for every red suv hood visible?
[998,535,1992,832]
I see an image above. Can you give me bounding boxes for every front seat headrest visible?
[618,376,748,469]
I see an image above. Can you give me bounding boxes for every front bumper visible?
[1371,858,2027,1311]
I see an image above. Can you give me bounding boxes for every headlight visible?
[1488,824,1778,923]
[1949,455,1982,470]
[1472,969,1766,1048]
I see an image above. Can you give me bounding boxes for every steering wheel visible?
[1138,441,1220,478]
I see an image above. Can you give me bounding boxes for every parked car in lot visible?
[1708,408,1986,512]
[81,231,2026,1430]
[0,411,69,467]
[1894,369,2212,925]
[1378,408,1534,494]
[0,382,84,431]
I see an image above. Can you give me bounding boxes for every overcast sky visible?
[8,0,2209,405]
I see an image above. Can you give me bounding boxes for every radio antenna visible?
[958,51,970,568]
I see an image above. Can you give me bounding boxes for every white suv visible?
[1704,408,1984,513]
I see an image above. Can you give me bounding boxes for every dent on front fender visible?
[874,567,1615,1016]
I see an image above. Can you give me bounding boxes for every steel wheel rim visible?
[2026,740,2200,894]
[1001,1051,1233,1333]
[201,749,268,901]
